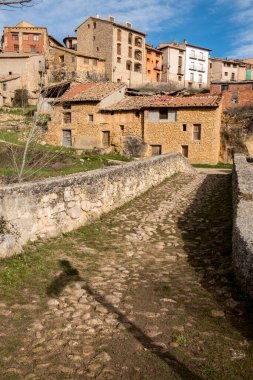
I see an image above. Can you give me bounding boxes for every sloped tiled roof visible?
[101,94,221,111]
[60,82,126,102]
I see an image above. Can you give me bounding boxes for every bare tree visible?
[0,0,34,8]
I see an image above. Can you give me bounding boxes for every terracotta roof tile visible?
[60,82,125,102]
[101,94,221,111]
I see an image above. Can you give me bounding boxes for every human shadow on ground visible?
[46,259,202,380]
[177,173,253,340]
[46,260,81,297]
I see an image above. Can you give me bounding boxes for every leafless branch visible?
[0,0,34,8]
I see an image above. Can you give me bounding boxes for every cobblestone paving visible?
[1,172,253,380]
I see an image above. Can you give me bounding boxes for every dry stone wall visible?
[0,153,194,258]
[233,154,253,296]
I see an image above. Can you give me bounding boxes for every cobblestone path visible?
[1,172,253,380]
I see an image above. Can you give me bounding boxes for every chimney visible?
[183,38,188,45]
[95,14,100,18]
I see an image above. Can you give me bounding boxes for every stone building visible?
[0,53,46,105]
[45,82,127,148]
[47,43,106,83]
[76,16,146,86]
[46,81,221,164]
[146,44,162,82]
[157,40,211,89]
[210,80,253,109]
[210,58,248,82]
[1,21,48,54]
[101,94,222,164]
[63,36,77,50]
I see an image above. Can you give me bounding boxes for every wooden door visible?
[102,131,110,147]
[62,129,72,147]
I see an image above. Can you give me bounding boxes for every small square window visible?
[9,71,12,75]
[64,112,71,124]
[34,35,40,41]
[117,57,121,63]
[183,124,187,131]
[88,114,94,122]
[120,125,124,131]
[23,34,29,41]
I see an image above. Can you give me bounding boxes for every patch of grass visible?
[192,162,233,169]
[0,130,20,144]
[175,334,188,346]
[0,106,36,116]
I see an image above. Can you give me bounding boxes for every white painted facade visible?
[185,45,210,88]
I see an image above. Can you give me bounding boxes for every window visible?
[199,51,204,60]
[117,57,121,63]
[33,34,40,41]
[72,56,76,63]
[225,72,228,76]
[120,125,124,131]
[63,112,71,124]
[190,62,195,70]
[193,124,201,140]
[3,83,7,91]
[117,43,121,55]
[84,57,89,64]
[151,145,162,156]
[93,59,97,66]
[23,34,29,41]
[93,21,96,29]
[117,29,122,41]
[117,78,121,82]
[88,114,94,122]
[231,73,235,80]
[231,93,239,103]
[14,45,19,52]
[159,109,177,121]
[96,47,99,52]
[93,36,96,41]
[128,46,132,58]
[62,130,72,147]
[190,49,195,58]
[188,82,192,89]
[190,73,194,82]
[134,63,142,72]
[199,63,204,72]
[134,49,142,61]
[30,45,36,53]
[12,33,19,41]
[9,71,12,75]
[63,104,71,109]
[178,56,183,67]
[198,74,203,83]
[182,145,188,158]
[221,84,229,91]
[128,33,132,44]
[179,76,182,81]
[87,23,90,28]
[135,37,142,47]
[126,60,132,70]
[59,55,64,63]
[183,124,187,131]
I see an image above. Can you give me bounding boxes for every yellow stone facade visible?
[46,101,221,164]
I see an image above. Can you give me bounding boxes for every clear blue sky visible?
[1,0,253,59]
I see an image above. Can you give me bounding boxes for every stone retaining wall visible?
[233,154,253,296]
[0,153,194,258]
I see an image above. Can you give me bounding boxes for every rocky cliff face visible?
[220,105,253,163]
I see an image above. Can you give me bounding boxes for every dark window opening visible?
[63,112,71,124]
[183,124,187,131]
[193,124,201,140]
[151,145,162,156]
[182,145,188,158]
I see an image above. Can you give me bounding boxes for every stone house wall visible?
[143,107,221,164]
[0,153,194,258]
[232,154,253,297]
[45,102,142,150]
